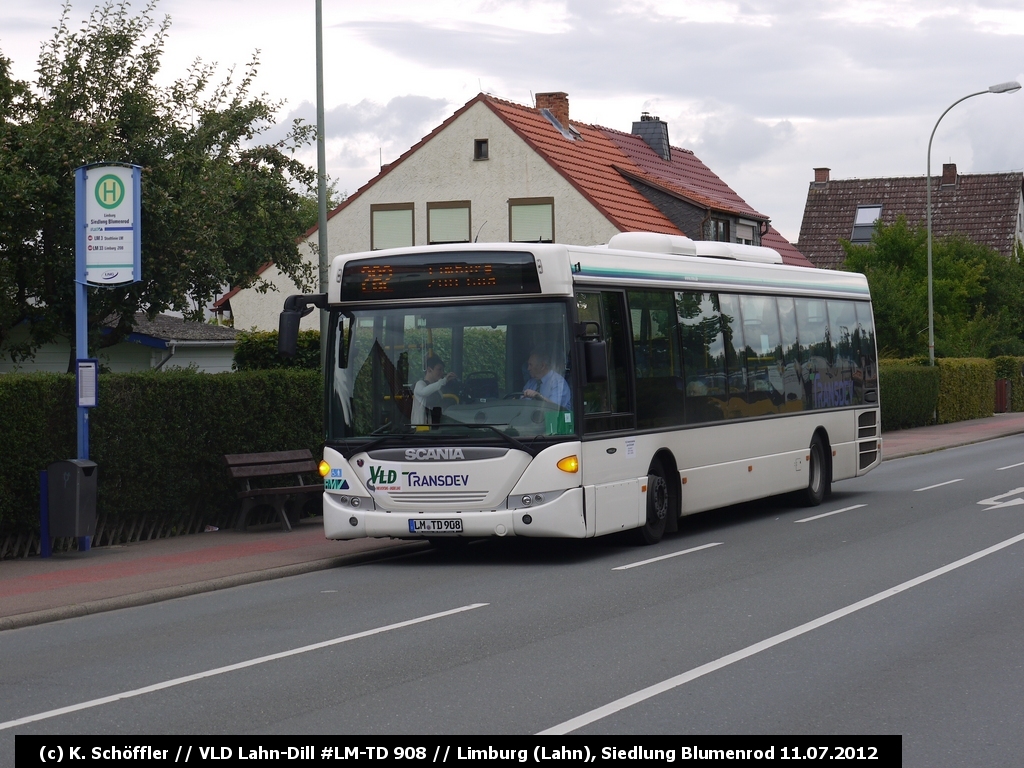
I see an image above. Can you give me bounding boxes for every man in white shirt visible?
[523,351,571,409]
[412,355,457,425]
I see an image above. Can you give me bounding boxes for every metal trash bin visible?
[48,460,97,538]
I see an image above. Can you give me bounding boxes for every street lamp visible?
[925,80,1021,365]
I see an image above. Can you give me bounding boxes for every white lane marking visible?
[613,542,723,571]
[795,504,866,523]
[914,479,963,492]
[539,530,1024,735]
[997,461,1024,471]
[978,487,1024,509]
[0,603,488,731]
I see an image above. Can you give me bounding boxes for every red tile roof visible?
[798,171,1024,269]
[603,129,768,220]
[482,97,681,235]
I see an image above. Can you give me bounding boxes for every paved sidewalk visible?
[0,520,425,631]
[3,411,1024,632]
[881,411,1024,460]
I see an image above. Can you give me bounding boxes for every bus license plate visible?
[408,518,463,534]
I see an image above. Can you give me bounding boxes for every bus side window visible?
[777,297,804,411]
[718,294,747,419]
[628,289,683,429]
[796,298,831,410]
[827,300,858,407]
[855,302,878,399]
[739,294,783,416]
[677,291,727,424]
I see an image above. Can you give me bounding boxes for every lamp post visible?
[925,81,1021,365]
[316,0,329,367]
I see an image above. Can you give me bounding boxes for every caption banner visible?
[17,736,900,766]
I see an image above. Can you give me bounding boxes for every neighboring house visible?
[214,91,810,331]
[0,314,239,374]
[797,165,1024,269]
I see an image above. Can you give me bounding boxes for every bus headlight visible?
[556,455,579,473]
[318,460,330,477]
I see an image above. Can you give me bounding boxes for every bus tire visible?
[635,470,669,545]
[802,435,829,507]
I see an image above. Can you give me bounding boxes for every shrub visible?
[935,358,995,424]
[878,363,939,431]
[234,329,321,370]
[0,370,323,538]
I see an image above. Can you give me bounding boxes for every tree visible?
[0,1,316,366]
[295,178,345,234]
[841,217,1024,358]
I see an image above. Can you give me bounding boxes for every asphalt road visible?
[4,436,1024,765]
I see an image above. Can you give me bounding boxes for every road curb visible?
[0,540,429,633]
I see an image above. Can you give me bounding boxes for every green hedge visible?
[0,370,323,538]
[0,374,77,537]
[935,358,995,424]
[234,329,321,370]
[879,363,939,431]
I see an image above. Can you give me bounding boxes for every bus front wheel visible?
[802,435,830,506]
[635,470,669,545]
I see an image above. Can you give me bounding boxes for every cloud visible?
[691,111,796,170]
[337,2,1023,121]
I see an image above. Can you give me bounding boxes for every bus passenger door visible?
[576,290,639,536]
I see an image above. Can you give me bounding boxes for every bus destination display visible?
[341,252,541,301]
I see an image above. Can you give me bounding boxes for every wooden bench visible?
[223,450,323,531]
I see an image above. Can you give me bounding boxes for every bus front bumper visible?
[323,488,586,539]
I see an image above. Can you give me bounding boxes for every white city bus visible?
[279,231,880,545]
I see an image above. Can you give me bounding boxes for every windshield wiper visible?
[357,423,415,454]
[426,422,537,455]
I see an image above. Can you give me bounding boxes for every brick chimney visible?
[941,163,957,187]
[536,92,569,129]
[813,167,830,183]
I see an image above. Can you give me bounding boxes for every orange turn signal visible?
[318,460,331,477]
[556,455,579,473]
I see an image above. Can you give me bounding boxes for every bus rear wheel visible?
[802,435,830,506]
[635,469,669,545]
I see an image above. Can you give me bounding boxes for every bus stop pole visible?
[74,167,91,552]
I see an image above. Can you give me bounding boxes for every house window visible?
[371,203,414,250]
[474,139,489,160]
[735,223,755,245]
[427,201,471,244]
[509,197,554,243]
[709,218,730,242]
[851,205,881,243]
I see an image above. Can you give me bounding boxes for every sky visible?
[2,0,1023,243]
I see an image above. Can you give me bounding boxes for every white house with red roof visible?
[215,92,810,330]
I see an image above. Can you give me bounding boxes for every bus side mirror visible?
[278,293,328,358]
[278,311,302,358]
[576,321,607,384]
[583,340,608,383]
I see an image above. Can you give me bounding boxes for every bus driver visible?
[523,351,571,409]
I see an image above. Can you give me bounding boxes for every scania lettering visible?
[280,234,880,546]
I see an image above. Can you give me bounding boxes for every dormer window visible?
[851,205,881,243]
[474,139,488,160]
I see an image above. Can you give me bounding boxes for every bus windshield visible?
[327,300,576,442]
